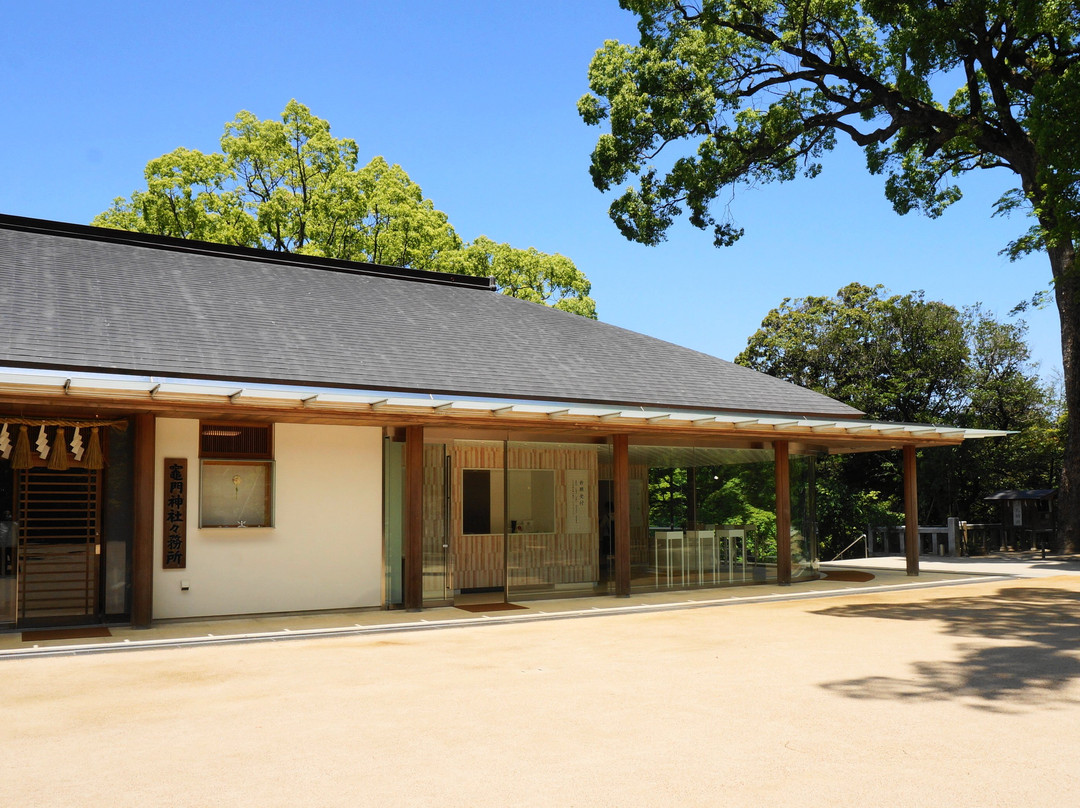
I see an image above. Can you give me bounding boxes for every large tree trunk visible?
[1050,241,1079,554]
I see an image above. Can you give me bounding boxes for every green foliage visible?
[737,283,1060,554]
[581,1,1080,256]
[582,2,1080,552]
[648,461,779,558]
[96,101,596,317]
[433,236,596,317]
[736,282,975,423]
[814,454,904,556]
[648,466,689,527]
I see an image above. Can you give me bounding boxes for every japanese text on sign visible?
[565,470,590,533]
[163,458,187,569]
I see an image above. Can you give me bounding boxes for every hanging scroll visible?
[565,470,590,533]
[164,458,188,569]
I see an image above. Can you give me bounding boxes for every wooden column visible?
[131,413,155,628]
[904,444,920,576]
[774,440,792,586]
[403,426,424,611]
[613,434,631,597]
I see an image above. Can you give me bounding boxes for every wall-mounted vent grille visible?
[199,423,272,459]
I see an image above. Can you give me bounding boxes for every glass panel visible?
[507,441,604,599]
[595,443,615,592]
[462,470,499,535]
[103,421,134,616]
[508,470,555,534]
[382,437,404,607]
[631,444,776,592]
[422,443,452,604]
[790,454,819,580]
[453,441,505,596]
[200,460,273,527]
[459,468,561,538]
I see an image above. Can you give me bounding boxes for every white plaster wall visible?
[153,419,383,619]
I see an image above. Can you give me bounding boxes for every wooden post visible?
[613,434,631,597]
[404,425,424,611]
[774,440,791,585]
[131,413,155,628]
[904,444,920,576]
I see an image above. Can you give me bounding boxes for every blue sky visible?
[0,1,1063,384]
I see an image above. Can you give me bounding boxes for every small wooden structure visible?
[983,489,1057,552]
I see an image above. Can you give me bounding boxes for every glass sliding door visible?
[506,441,604,600]
[448,439,609,603]
[382,437,405,607]
[630,444,779,593]
[422,443,453,605]
[454,441,506,601]
[790,454,818,580]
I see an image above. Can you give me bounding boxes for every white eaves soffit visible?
[0,369,1011,448]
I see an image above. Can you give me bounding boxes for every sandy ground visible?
[4,574,1080,807]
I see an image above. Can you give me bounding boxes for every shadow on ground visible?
[813,586,1080,712]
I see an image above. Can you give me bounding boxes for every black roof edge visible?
[0,360,866,420]
[983,489,1057,501]
[0,212,497,291]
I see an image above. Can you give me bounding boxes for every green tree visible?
[96,101,596,316]
[736,283,1058,554]
[737,283,971,423]
[433,236,596,317]
[580,1,1080,549]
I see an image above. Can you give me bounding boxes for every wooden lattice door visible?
[16,467,101,622]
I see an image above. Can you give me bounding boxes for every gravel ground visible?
[5,574,1080,807]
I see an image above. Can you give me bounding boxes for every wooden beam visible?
[403,425,424,610]
[904,444,920,576]
[0,389,977,450]
[131,413,155,628]
[775,440,792,585]
[613,434,631,597]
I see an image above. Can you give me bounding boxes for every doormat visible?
[22,627,113,642]
[455,603,529,613]
[821,571,876,583]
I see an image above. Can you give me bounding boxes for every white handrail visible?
[829,533,868,562]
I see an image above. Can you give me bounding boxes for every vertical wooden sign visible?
[164,458,187,569]
[565,470,590,533]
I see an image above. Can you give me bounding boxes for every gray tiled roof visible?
[0,215,861,417]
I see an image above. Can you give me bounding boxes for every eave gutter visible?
[0,369,1013,448]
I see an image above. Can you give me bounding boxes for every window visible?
[461,469,555,535]
[462,470,497,535]
[507,470,555,534]
[199,423,274,528]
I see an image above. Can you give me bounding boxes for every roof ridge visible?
[0,212,496,291]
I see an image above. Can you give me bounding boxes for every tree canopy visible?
[432,236,597,317]
[737,283,969,423]
[96,100,596,317]
[581,1,1080,548]
[737,283,1061,551]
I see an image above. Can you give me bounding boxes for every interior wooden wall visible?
[422,442,602,591]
